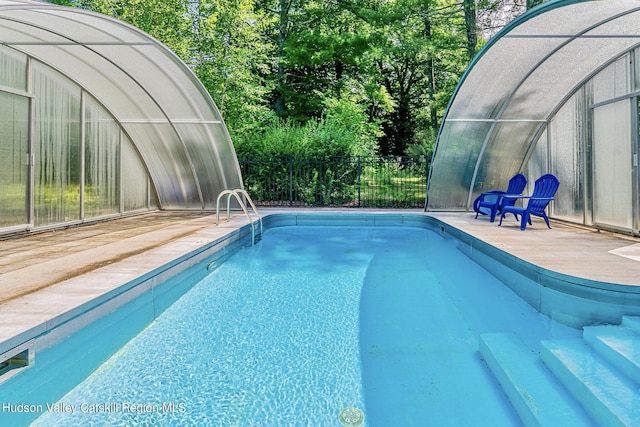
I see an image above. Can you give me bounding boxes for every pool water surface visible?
[32,225,581,426]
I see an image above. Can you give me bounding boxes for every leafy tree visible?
[360,0,469,156]
[280,0,374,120]
[252,0,386,156]
[188,0,276,141]
[255,0,304,114]
[234,93,379,157]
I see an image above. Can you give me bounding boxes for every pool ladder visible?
[215,189,262,245]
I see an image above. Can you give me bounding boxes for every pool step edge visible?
[583,323,640,385]
[621,315,640,334]
[479,333,596,427]
[540,338,640,427]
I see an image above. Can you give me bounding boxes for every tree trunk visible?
[424,16,439,136]
[274,0,289,113]
[462,0,477,61]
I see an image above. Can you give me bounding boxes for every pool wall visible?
[440,220,640,328]
[1,212,639,426]
[0,221,255,426]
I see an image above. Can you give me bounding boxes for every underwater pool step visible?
[621,316,640,334]
[541,338,640,427]
[583,324,640,385]
[479,333,596,427]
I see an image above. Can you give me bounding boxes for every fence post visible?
[357,156,361,207]
[289,154,293,207]
[424,155,429,210]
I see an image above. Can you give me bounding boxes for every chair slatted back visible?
[529,174,560,213]
[502,173,528,209]
[505,173,527,195]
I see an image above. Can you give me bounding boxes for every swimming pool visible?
[19,218,585,426]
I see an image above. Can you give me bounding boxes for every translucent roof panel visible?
[0,0,242,209]
[445,36,569,120]
[427,0,640,210]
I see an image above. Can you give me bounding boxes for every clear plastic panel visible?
[592,54,631,104]
[208,123,243,185]
[27,44,168,121]
[123,123,201,209]
[0,45,26,91]
[592,99,633,229]
[84,95,120,218]
[1,5,150,44]
[121,44,216,121]
[0,1,33,5]
[0,16,69,45]
[175,123,242,208]
[447,37,566,120]
[32,62,82,227]
[90,44,206,122]
[473,121,542,192]
[635,46,640,92]
[31,8,152,44]
[501,38,637,120]
[428,121,492,209]
[0,25,167,121]
[0,10,173,122]
[510,1,637,36]
[0,92,28,227]
[526,128,548,194]
[122,133,155,212]
[6,9,118,44]
[549,93,584,223]
[175,123,225,207]
[587,8,640,38]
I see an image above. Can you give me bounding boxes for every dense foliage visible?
[48,0,535,157]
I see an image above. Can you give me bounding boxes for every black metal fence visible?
[238,155,429,208]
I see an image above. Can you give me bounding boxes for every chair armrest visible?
[476,190,506,201]
[474,191,506,211]
[500,194,530,200]
[501,195,554,201]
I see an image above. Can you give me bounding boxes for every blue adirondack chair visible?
[498,174,560,230]
[473,173,527,222]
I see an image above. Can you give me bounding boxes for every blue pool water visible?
[32,225,581,426]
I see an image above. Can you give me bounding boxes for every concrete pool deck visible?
[0,209,639,349]
[430,211,640,286]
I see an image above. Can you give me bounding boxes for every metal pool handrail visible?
[215,189,263,245]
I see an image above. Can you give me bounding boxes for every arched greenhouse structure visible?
[0,0,242,235]
[427,0,640,236]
